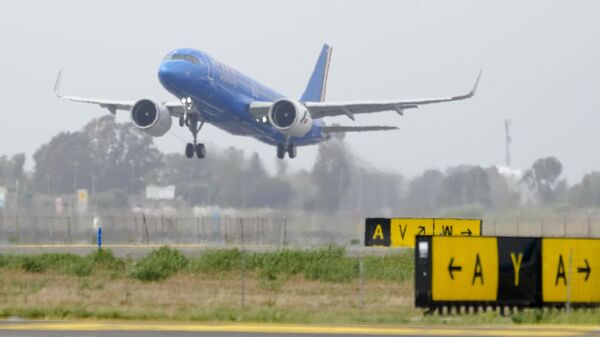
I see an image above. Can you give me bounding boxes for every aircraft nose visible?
[158,62,180,87]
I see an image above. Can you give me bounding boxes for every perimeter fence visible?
[0,214,599,246]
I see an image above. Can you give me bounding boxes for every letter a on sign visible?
[373,224,384,240]
[556,255,567,286]
[472,254,484,285]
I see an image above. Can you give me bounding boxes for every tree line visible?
[1,115,599,215]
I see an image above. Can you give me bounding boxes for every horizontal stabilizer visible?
[322,125,399,133]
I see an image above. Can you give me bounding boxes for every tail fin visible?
[300,44,332,102]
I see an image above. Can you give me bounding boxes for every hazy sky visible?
[1,0,599,182]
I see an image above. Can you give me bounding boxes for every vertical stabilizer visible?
[300,44,332,102]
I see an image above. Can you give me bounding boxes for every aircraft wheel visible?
[185,143,195,158]
[276,144,286,159]
[287,143,297,159]
[196,143,206,159]
[179,115,185,127]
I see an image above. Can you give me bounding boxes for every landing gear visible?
[179,97,206,159]
[276,143,297,159]
[185,143,195,158]
[195,143,206,159]
[287,143,297,159]
[277,144,286,159]
[185,143,205,159]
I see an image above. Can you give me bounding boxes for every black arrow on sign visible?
[461,228,472,236]
[448,257,462,280]
[577,259,591,281]
[417,226,426,236]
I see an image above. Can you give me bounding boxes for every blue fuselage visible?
[158,48,326,146]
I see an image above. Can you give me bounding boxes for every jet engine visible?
[130,99,172,137]
[267,99,313,137]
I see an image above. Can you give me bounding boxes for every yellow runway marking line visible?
[0,322,597,336]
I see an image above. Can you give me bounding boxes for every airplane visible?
[54,44,481,159]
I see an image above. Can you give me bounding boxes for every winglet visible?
[300,44,333,102]
[469,69,483,97]
[54,69,63,98]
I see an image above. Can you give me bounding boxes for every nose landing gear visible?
[181,97,206,159]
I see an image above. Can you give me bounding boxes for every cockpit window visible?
[163,53,199,64]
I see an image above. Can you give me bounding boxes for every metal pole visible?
[567,248,573,313]
[74,162,78,194]
[359,256,365,309]
[280,217,287,247]
[240,218,245,310]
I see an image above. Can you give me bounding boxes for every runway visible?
[0,321,598,337]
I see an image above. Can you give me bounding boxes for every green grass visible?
[0,246,416,283]
[0,247,598,325]
[130,246,189,282]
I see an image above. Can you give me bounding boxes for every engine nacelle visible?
[267,99,313,138]
[130,99,172,137]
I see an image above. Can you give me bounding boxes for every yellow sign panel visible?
[77,189,88,204]
[434,218,481,237]
[432,236,498,301]
[390,218,434,248]
[542,239,600,303]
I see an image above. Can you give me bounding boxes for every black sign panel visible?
[364,218,390,247]
[497,237,541,305]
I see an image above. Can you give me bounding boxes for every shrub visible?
[189,249,241,273]
[21,256,46,273]
[130,246,188,282]
[86,249,125,275]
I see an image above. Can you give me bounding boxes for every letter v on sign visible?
[390,219,434,248]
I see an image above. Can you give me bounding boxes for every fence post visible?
[33,215,38,244]
[196,217,200,244]
[66,216,71,244]
[359,256,365,309]
[142,213,149,245]
[15,215,20,244]
[239,218,245,310]
[566,248,573,313]
[279,217,287,247]
[588,214,592,238]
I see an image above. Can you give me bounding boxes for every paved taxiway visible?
[0,321,598,337]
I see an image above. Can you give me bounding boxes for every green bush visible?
[130,246,188,282]
[21,256,46,273]
[189,249,241,273]
[13,254,92,277]
[87,249,125,275]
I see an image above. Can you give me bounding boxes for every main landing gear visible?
[180,98,206,159]
[277,143,297,159]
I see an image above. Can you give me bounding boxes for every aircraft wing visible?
[321,125,399,133]
[249,70,481,121]
[53,70,185,117]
